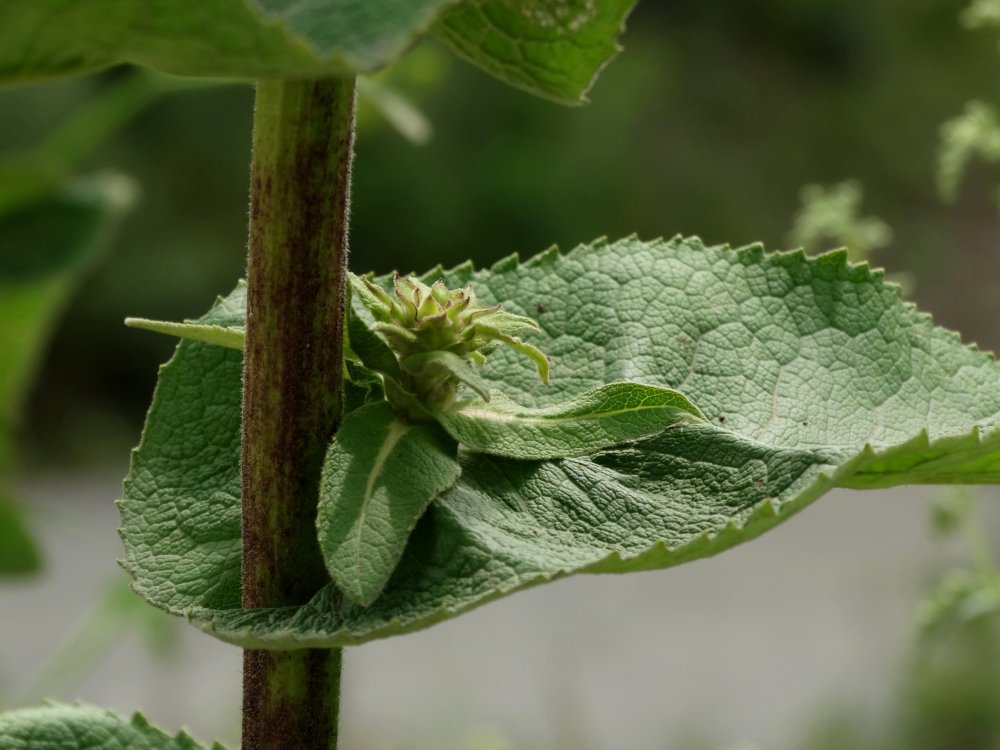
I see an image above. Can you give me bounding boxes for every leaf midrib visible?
[452,402,688,426]
[354,417,411,583]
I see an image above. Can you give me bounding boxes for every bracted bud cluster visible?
[351,274,548,414]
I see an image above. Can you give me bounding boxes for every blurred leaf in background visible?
[778,619,1000,750]
[919,486,1000,639]
[938,101,1000,205]
[0,174,135,431]
[0,173,134,575]
[0,70,215,574]
[787,179,892,261]
[10,578,179,707]
[0,491,39,575]
[962,0,1000,33]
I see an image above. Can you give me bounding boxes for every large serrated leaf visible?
[119,236,1000,649]
[0,703,227,749]
[0,1,634,104]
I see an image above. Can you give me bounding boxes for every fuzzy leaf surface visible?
[120,237,1000,648]
[0,703,226,749]
[436,382,704,458]
[318,401,461,606]
[0,1,633,103]
[346,304,401,380]
[124,318,245,350]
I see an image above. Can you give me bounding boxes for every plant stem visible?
[241,76,356,750]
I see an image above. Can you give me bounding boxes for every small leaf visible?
[349,272,395,322]
[346,304,401,379]
[478,329,549,385]
[357,77,433,145]
[317,401,461,606]
[0,703,227,749]
[344,360,386,414]
[474,309,541,337]
[124,317,246,350]
[434,382,704,459]
[402,350,492,401]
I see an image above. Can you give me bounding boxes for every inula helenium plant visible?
[2,3,1000,750]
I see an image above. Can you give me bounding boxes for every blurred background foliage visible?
[4,1,1000,748]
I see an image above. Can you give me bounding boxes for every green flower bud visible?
[351,273,548,415]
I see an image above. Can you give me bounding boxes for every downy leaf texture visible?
[434,382,705,459]
[120,236,1000,648]
[0,703,227,750]
[0,0,636,104]
[317,401,462,606]
[124,318,246,350]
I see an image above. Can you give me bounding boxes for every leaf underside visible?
[0,703,227,750]
[119,236,1000,649]
[0,1,636,104]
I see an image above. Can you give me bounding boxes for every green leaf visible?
[357,77,433,145]
[0,173,134,431]
[0,704,227,749]
[434,0,639,104]
[0,492,41,576]
[317,401,461,606]
[435,382,704,459]
[403,350,493,401]
[344,360,386,414]
[124,317,246,350]
[0,1,634,103]
[346,302,401,380]
[937,101,1000,203]
[120,237,1000,649]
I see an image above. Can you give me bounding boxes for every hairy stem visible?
[241,76,356,750]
